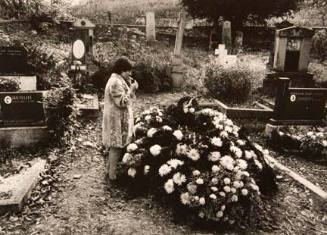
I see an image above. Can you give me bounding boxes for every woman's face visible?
[121,70,132,79]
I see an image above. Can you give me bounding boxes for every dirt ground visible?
[0,91,326,235]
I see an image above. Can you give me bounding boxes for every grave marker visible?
[222,21,232,51]
[0,91,45,127]
[0,46,29,76]
[146,12,156,42]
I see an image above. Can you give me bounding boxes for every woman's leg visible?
[108,147,122,180]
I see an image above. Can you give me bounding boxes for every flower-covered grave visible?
[117,96,277,226]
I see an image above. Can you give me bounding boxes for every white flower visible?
[209,194,217,200]
[147,128,157,138]
[241,189,249,196]
[250,183,259,191]
[242,171,250,177]
[231,195,238,202]
[176,144,188,156]
[223,178,231,185]
[199,197,206,205]
[127,143,138,152]
[239,181,244,188]
[223,186,231,193]
[180,192,191,205]
[307,131,314,137]
[167,159,184,169]
[122,153,133,164]
[187,148,200,161]
[208,151,221,162]
[144,165,150,175]
[220,131,228,138]
[212,165,220,173]
[192,170,201,176]
[159,164,172,177]
[230,146,242,158]
[220,155,235,171]
[156,116,163,123]
[173,130,183,141]
[211,187,218,192]
[231,187,237,194]
[173,173,187,186]
[189,107,195,113]
[219,192,226,197]
[237,159,248,170]
[245,150,252,160]
[196,178,204,185]
[128,168,137,178]
[162,125,172,131]
[164,179,175,194]
[187,183,197,194]
[323,140,327,147]
[224,126,233,133]
[233,166,240,173]
[194,196,199,201]
[198,211,205,218]
[233,181,241,189]
[254,143,263,152]
[150,145,161,156]
[254,159,263,170]
[211,137,223,147]
[211,178,219,185]
[145,115,152,123]
[216,211,224,218]
[226,119,233,126]
[221,205,226,211]
[236,140,246,146]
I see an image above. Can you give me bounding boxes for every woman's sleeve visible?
[109,80,129,108]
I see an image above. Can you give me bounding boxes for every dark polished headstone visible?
[0,92,45,127]
[0,46,30,75]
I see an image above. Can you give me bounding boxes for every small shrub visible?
[312,29,327,62]
[204,61,254,103]
[0,78,20,92]
[44,87,78,146]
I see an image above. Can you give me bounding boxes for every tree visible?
[181,0,300,28]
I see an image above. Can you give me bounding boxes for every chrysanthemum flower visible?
[219,192,226,197]
[211,187,218,192]
[187,183,197,194]
[236,139,246,146]
[122,153,133,164]
[208,151,221,162]
[156,116,163,123]
[231,195,238,202]
[150,144,161,156]
[167,159,184,169]
[233,181,241,188]
[164,179,174,194]
[144,115,152,123]
[173,130,183,141]
[158,164,172,177]
[187,148,200,161]
[209,194,217,200]
[173,172,187,186]
[199,197,206,205]
[196,178,204,185]
[216,211,224,218]
[223,178,231,185]
[162,125,172,131]
[220,131,228,138]
[211,178,219,185]
[180,192,191,205]
[237,159,248,170]
[241,188,249,196]
[245,150,252,160]
[220,155,235,171]
[231,187,237,194]
[128,168,137,178]
[147,128,157,138]
[223,186,231,193]
[127,143,138,152]
[221,205,226,211]
[212,165,220,173]
[192,170,201,176]
[176,144,188,156]
[211,137,223,147]
[224,126,233,133]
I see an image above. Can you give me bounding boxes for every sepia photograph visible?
[0,0,326,234]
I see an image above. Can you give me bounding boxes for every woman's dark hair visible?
[111,57,133,74]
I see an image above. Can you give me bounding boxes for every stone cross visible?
[174,11,187,56]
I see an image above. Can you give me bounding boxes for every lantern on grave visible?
[71,18,95,70]
[273,26,314,73]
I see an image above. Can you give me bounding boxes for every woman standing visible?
[102,57,138,182]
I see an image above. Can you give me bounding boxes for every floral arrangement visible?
[269,128,327,162]
[118,97,276,226]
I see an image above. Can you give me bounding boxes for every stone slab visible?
[76,94,99,117]
[0,159,46,215]
[0,126,48,148]
[0,75,37,91]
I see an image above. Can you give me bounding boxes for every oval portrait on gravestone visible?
[4,96,12,104]
[72,39,85,60]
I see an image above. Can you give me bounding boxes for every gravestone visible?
[222,21,232,52]
[146,12,156,42]
[0,92,45,127]
[215,44,237,68]
[234,31,243,53]
[0,46,36,91]
[270,77,327,125]
[263,26,315,95]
